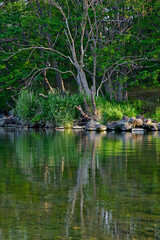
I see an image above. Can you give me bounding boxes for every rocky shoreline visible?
[0,114,160,132]
[86,115,160,132]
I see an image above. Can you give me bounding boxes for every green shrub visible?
[15,90,40,119]
[96,97,139,124]
[46,92,85,127]
[102,108,123,123]
[15,90,86,126]
[15,89,142,126]
[120,104,139,117]
[30,113,45,123]
[155,107,160,122]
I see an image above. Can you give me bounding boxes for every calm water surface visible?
[0,128,160,240]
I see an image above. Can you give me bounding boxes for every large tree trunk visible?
[76,69,91,95]
[104,79,113,101]
[117,82,123,102]
[53,61,65,95]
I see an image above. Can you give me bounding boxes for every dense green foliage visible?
[16,90,41,119]
[46,92,85,126]
[15,89,143,126]
[16,90,85,126]
[0,0,159,110]
[96,97,140,123]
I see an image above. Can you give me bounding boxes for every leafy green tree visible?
[0,0,159,109]
[91,0,160,101]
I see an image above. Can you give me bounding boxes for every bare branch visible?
[2,46,75,66]
[76,106,91,120]
[39,93,48,99]
[27,66,76,86]
[97,57,158,96]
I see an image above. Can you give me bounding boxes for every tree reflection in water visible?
[0,129,159,240]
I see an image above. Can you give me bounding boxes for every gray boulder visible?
[143,123,158,131]
[129,117,136,124]
[27,122,35,128]
[85,120,100,131]
[17,120,25,127]
[116,120,133,131]
[45,121,55,128]
[0,119,6,127]
[122,115,130,121]
[106,121,118,131]
[96,124,107,131]
[5,117,17,125]
[0,116,21,127]
[5,124,16,128]
[157,123,160,131]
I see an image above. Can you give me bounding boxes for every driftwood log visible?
[75,106,90,121]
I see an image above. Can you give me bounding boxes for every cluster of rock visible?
[0,114,160,132]
[0,115,21,128]
[85,115,160,132]
[0,115,55,129]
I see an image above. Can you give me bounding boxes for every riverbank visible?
[0,87,160,131]
[0,114,160,132]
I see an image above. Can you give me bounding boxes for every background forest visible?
[0,0,160,124]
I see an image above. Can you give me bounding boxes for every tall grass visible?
[46,92,84,127]
[15,90,85,127]
[15,90,142,126]
[96,97,140,124]
[15,90,40,119]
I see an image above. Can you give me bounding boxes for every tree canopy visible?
[0,0,159,108]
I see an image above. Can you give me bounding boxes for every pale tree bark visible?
[84,1,104,95]
[86,2,98,95]
[43,70,54,93]
[51,0,91,95]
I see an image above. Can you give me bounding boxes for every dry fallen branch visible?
[76,105,90,121]
[76,88,98,122]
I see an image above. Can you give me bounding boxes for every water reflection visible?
[0,129,160,239]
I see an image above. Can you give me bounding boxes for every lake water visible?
[0,128,159,240]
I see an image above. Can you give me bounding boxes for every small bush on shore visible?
[15,90,40,119]
[15,90,85,127]
[46,92,84,126]
[96,97,139,123]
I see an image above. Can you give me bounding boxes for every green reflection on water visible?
[0,128,160,240]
